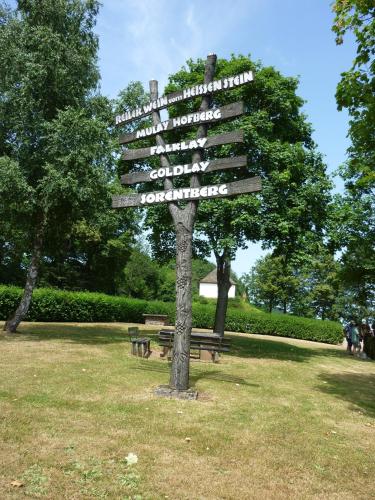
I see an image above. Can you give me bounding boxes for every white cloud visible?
[97,0,265,96]
[121,0,205,90]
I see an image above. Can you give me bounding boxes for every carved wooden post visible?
[149,54,217,391]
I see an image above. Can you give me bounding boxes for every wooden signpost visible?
[113,54,261,396]
[113,177,261,207]
[122,130,244,161]
[120,155,249,185]
[118,101,244,145]
[115,70,253,125]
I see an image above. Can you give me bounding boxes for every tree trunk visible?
[213,252,231,337]
[4,225,44,333]
[283,299,287,314]
[149,54,216,391]
[170,217,193,390]
[268,299,273,313]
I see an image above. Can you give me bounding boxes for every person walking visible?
[343,321,352,353]
[349,321,361,355]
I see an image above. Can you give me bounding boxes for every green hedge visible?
[0,285,343,344]
[191,303,342,344]
[0,286,175,324]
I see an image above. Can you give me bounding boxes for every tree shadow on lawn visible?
[317,371,375,418]
[8,323,159,345]
[189,369,258,387]
[133,360,257,388]
[226,334,345,363]
[6,323,345,364]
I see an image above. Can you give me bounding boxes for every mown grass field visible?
[0,322,374,499]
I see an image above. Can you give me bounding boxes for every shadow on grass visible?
[133,360,257,387]
[317,371,375,418]
[227,334,344,363]
[190,369,258,387]
[6,323,345,364]
[10,323,159,345]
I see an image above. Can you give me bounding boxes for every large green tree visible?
[244,248,343,321]
[333,0,375,193]
[330,1,374,316]
[0,0,129,332]
[140,55,331,334]
[242,254,300,314]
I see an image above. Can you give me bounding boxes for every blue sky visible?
[95,0,356,276]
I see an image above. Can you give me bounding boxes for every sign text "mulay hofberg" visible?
[115,70,253,125]
[135,109,221,140]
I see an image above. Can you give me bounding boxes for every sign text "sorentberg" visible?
[141,184,228,204]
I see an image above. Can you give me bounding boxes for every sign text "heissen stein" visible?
[115,70,253,125]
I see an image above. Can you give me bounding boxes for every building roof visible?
[200,268,236,285]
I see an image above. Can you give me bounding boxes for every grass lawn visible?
[0,322,374,499]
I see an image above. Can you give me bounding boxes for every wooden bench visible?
[142,314,169,326]
[158,329,231,362]
[128,327,151,358]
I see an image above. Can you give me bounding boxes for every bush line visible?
[0,286,343,344]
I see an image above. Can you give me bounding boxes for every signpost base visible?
[154,385,198,400]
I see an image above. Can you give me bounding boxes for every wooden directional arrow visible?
[118,102,244,145]
[112,176,261,208]
[121,155,248,185]
[122,130,244,161]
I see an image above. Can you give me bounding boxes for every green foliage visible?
[141,54,332,263]
[243,254,300,313]
[118,250,214,303]
[327,194,374,318]
[223,309,342,345]
[137,55,332,333]
[332,0,375,193]
[120,248,163,300]
[0,285,342,344]
[243,250,347,321]
[0,285,174,323]
[0,2,139,294]
[330,2,375,318]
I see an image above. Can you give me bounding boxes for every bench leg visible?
[137,342,143,357]
[144,340,151,358]
[141,341,148,358]
[131,341,137,356]
[160,346,170,358]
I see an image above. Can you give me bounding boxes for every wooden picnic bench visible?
[158,329,231,362]
[142,313,169,326]
[128,327,151,358]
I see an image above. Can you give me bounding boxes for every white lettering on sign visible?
[172,109,221,128]
[140,184,228,205]
[135,121,168,139]
[134,109,220,140]
[149,161,210,180]
[150,137,207,156]
[115,70,253,125]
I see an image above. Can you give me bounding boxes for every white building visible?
[199,269,236,299]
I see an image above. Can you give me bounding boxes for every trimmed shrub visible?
[191,303,342,344]
[0,286,175,324]
[0,285,342,344]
